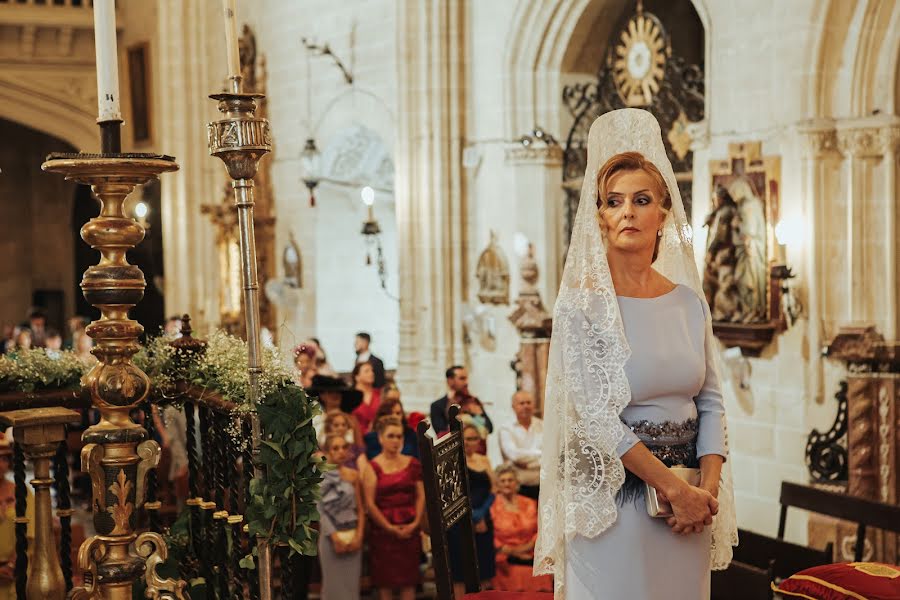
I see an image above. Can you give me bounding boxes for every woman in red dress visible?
[490,464,554,592]
[351,362,381,433]
[362,416,424,600]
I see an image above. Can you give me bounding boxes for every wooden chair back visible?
[778,481,900,561]
[417,404,481,600]
[711,560,773,600]
[734,528,831,581]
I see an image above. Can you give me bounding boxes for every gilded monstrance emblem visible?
[612,8,669,107]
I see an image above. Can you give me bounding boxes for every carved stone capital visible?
[878,126,900,155]
[837,127,883,158]
[504,143,563,166]
[802,129,839,157]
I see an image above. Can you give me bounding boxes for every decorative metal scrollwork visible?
[136,532,189,600]
[561,4,704,246]
[68,537,108,600]
[806,380,849,482]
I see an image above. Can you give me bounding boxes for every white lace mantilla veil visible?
[534,108,738,595]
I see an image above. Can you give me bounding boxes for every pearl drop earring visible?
[657,230,663,237]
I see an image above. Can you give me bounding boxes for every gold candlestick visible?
[0,407,81,600]
[207,89,273,597]
[41,153,186,600]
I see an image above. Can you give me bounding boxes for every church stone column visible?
[504,143,564,307]
[835,116,900,334]
[156,0,222,328]
[395,0,468,406]
[797,120,839,402]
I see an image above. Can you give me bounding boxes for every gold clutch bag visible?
[645,466,701,518]
[333,529,356,546]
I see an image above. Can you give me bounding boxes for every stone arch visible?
[504,0,711,138]
[813,0,900,118]
[0,79,96,152]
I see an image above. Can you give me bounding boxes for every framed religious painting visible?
[704,141,787,355]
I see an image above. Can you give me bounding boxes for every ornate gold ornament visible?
[667,111,693,161]
[612,6,669,107]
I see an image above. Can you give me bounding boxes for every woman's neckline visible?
[616,283,681,300]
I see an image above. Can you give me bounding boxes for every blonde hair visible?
[596,151,672,262]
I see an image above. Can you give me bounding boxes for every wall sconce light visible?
[772,216,801,326]
[299,137,322,207]
[360,186,382,261]
[358,186,398,301]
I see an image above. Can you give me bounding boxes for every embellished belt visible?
[628,417,699,468]
[618,418,699,504]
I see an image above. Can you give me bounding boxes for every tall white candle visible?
[222,0,241,82]
[92,0,121,122]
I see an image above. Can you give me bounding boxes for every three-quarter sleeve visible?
[616,421,641,457]
[695,300,727,460]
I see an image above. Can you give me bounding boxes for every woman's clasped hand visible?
[660,483,719,535]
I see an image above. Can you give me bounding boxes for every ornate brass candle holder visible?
[207,78,273,597]
[41,153,185,600]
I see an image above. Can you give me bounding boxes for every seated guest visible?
[364,397,418,460]
[307,375,363,446]
[497,390,543,500]
[321,410,366,471]
[361,416,424,600]
[449,424,496,598]
[351,362,381,433]
[490,464,553,592]
[318,434,365,600]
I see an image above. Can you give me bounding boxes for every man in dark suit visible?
[430,365,493,436]
[354,332,386,388]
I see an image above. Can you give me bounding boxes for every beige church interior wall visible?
[245,0,399,369]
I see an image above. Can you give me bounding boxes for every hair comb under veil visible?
[534,108,738,595]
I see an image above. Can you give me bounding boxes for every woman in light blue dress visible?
[535,109,737,599]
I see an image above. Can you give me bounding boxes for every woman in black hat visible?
[307,375,363,448]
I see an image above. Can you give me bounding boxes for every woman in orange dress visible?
[490,464,553,592]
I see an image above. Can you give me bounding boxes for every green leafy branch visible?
[243,383,327,563]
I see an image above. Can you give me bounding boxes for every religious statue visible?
[703,179,768,323]
[475,231,510,305]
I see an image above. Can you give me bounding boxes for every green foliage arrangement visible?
[244,383,326,563]
[0,349,90,393]
[137,330,325,565]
